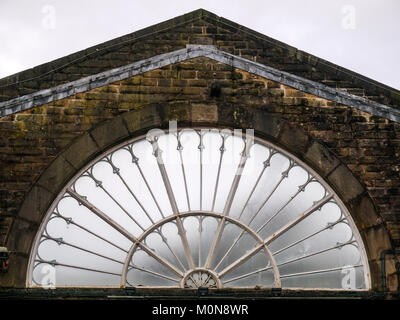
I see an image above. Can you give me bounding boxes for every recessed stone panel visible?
[192,103,218,122]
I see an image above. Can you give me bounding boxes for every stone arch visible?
[5,101,393,291]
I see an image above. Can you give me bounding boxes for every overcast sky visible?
[0,0,399,90]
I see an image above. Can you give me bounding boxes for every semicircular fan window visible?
[28,127,370,290]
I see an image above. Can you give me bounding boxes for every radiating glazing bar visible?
[85,170,146,231]
[222,265,272,284]
[250,160,296,225]
[135,162,165,219]
[204,137,252,269]
[211,133,227,211]
[176,132,191,211]
[273,216,347,256]
[157,228,187,272]
[67,188,183,277]
[148,137,195,270]
[254,175,314,233]
[42,235,125,265]
[125,144,165,219]
[237,149,276,220]
[214,150,276,270]
[280,264,363,279]
[277,240,356,268]
[35,259,121,277]
[262,194,334,243]
[198,130,205,211]
[128,265,180,283]
[106,156,155,225]
[54,209,128,253]
[218,194,333,278]
[198,216,203,267]
[215,171,312,271]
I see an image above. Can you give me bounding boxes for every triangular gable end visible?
[0,9,399,110]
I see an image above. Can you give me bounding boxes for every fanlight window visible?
[28,127,370,290]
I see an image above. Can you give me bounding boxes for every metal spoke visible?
[217,159,296,271]
[218,194,333,278]
[157,228,187,272]
[197,130,205,211]
[67,187,183,277]
[137,162,165,219]
[198,216,203,267]
[277,240,356,268]
[128,265,180,283]
[262,193,334,244]
[249,160,296,227]
[205,136,252,269]
[189,274,199,287]
[224,262,363,284]
[125,144,165,219]
[223,265,272,284]
[214,233,244,272]
[67,187,138,242]
[238,148,276,220]
[211,132,228,211]
[213,148,276,271]
[35,259,121,277]
[254,174,314,233]
[105,156,155,225]
[280,264,363,279]
[148,136,195,270]
[54,208,128,253]
[215,170,312,271]
[176,132,191,211]
[85,170,146,231]
[273,216,347,256]
[42,235,125,265]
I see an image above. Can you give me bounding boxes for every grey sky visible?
[0,0,399,90]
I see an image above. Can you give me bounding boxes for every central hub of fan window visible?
[182,268,220,288]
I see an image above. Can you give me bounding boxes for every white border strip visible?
[1,44,399,122]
